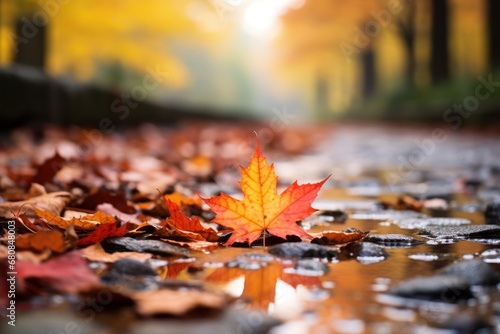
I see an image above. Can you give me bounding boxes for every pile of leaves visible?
[0,123,366,318]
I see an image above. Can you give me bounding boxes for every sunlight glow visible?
[242,0,304,36]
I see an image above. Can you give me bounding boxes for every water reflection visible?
[206,262,322,314]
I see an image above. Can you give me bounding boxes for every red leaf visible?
[17,251,100,294]
[77,223,128,246]
[162,197,219,242]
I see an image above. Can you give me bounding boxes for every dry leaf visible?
[16,229,67,253]
[0,191,72,218]
[162,197,219,242]
[311,228,368,245]
[82,243,152,263]
[164,239,220,252]
[31,152,66,184]
[163,192,201,207]
[77,223,128,246]
[34,207,116,231]
[202,136,329,246]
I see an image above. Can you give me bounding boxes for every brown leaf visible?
[34,207,116,231]
[82,243,152,263]
[154,222,206,241]
[310,228,368,245]
[163,239,219,253]
[16,229,67,254]
[16,214,39,233]
[132,289,229,316]
[0,191,72,218]
[27,183,47,198]
[96,203,142,224]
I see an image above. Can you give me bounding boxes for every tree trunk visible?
[362,48,376,98]
[488,0,500,70]
[399,1,416,88]
[14,15,46,70]
[430,0,449,84]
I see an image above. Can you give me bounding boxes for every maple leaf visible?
[76,223,129,246]
[202,136,329,246]
[161,196,219,242]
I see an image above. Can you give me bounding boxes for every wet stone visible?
[398,218,471,230]
[287,259,330,276]
[101,259,158,286]
[268,242,338,260]
[318,210,348,223]
[226,258,267,270]
[340,242,388,263]
[417,225,500,239]
[438,260,500,286]
[480,249,500,263]
[102,237,190,257]
[108,259,158,277]
[485,202,500,224]
[363,234,423,247]
[440,316,493,334]
[387,275,474,303]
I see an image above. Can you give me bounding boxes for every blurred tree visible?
[488,0,500,70]
[430,0,450,84]
[361,47,376,97]
[394,1,416,87]
[14,16,46,69]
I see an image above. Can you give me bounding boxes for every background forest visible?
[0,0,499,125]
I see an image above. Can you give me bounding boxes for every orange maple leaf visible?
[202,136,329,246]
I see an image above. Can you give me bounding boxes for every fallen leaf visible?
[31,152,66,184]
[76,223,129,246]
[16,214,39,233]
[310,228,368,245]
[132,289,229,316]
[27,183,47,198]
[17,251,101,294]
[164,239,220,253]
[34,207,116,231]
[0,191,72,218]
[155,222,206,241]
[79,188,135,214]
[16,229,67,253]
[82,243,152,263]
[163,192,201,207]
[96,203,142,224]
[162,197,219,242]
[202,136,329,246]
